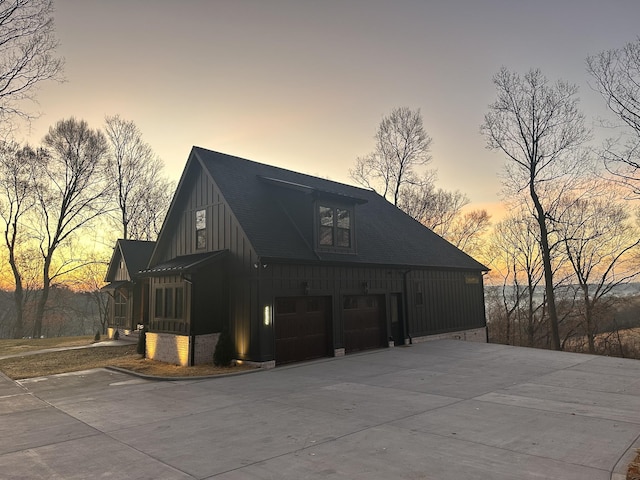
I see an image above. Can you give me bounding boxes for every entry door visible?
[390,293,404,345]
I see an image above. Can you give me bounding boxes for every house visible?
[105,146,488,366]
[103,239,155,335]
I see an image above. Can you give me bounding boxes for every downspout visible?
[403,269,412,344]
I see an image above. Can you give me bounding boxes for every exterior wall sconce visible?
[302,281,310,295]
[253,262,268,269]
[362,281,369,294]
[263,305,271,326]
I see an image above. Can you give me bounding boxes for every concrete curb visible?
[104,364,265,382]
[612,437,640,480]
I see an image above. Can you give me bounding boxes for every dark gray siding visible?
[235,263,486,362]
[407,270,486,336]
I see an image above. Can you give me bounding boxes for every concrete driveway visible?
[0,340,639,480]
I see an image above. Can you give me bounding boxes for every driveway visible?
[0,339,639,479]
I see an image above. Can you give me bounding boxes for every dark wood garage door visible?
[343,295,387,353]
[274,296,330,365]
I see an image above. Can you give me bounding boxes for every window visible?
[336,209,350,247]
[114,291,126,322]
[276,298,296,315]
[318,205,352,249]
[155,287,184,319]
[175,287,184,318]
[319,206,334,246]
[165,287,174,318]
[155,288,163,317]
[196,209,206,249]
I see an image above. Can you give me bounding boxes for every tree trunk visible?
[32,254,52,338]
[8,253,24,339]
[531,185,561,351]
[582,285,595,354]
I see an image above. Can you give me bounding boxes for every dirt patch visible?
[0,344,254,380]
[629,449,640,480]
[0,336,94,355]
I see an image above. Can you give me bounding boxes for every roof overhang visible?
[139,250,228,276]
[100,280,131,291]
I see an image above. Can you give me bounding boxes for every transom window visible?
[318,205,351,248]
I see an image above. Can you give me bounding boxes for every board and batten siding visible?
[152,163,259,356]
[157,164,258,264]
[244,264,486,362]
[407,269,485,337]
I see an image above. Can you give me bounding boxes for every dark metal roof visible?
[100,280,130,291]
[105,239,156,282]
[193,147,488,271]
[140,250,227,275]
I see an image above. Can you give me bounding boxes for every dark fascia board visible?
[139,250,228,277]
[258,255,490,272]
[147,148,200,268]
[104,240,124,282]
[100,280,130,291]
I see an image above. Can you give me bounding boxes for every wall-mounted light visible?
[263,305,271,326]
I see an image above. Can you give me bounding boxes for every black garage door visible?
[274,296,330,365]
[343,295,387,353]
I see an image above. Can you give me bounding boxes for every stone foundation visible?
[410,327,487,344]
[146,332,221,366]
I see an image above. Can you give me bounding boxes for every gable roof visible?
[105,239,156,282]
[191,147,487,271]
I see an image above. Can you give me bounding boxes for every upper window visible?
[318,205,352,249]
[195,209,206,249]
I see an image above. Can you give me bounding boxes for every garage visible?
[343,295,387,353]
[274,296,330,365]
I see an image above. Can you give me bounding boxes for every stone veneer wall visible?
[193,333,219,365]
[146,332,220,366]
[410,326,487,344]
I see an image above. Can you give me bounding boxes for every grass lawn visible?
[0,336,254,380]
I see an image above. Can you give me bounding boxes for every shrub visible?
[94,330,101,342]
[137,326,146,356]
[213,329,234,367]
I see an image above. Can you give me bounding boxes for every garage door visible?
[343,295,386,353]
[274,296,330,365]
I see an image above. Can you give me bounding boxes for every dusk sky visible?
[19,0,640,219]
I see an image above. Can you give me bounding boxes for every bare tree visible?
[351,107,433,205]
[556,190,640,353]
[0,141,43,337]
[31,117,109,338]
[486,211,545,346]
[481,67,591,350]
[104,115,173,240]
[448,209,491,255]
[587,38,640,196]
[0,0,63,131]
[399,183,466,234]
[126,173,173,241]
